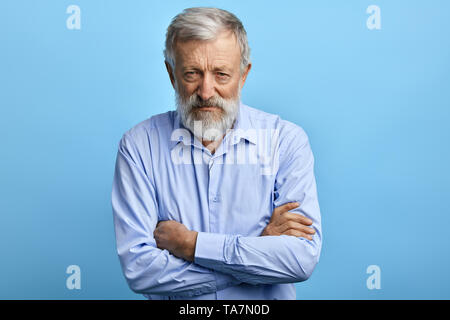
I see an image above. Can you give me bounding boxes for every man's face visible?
[166,30,251,141]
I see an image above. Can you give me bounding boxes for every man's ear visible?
[165,61,176,89]
[240,63,252,90]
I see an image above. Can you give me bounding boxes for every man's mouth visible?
[196,106,220,111]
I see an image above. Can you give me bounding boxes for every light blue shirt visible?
[111,102,322,300]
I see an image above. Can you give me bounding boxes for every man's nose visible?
[197,73,216,101]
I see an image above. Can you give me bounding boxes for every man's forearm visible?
[117,240,241,296]
[154,220,198,262]
[193,231,321,285]
[156,222,321,286]
[112,135,241,297]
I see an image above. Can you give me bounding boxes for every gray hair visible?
[164,7,251,74]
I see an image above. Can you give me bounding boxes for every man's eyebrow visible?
[181,65,233,73]
[213,65,231,71]
[182,66,201,71]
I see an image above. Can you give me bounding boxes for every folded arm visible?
[157,127,323,285]
[111,133,241,297]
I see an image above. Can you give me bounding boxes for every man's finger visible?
[282,229,313,240]
[155,220,168,228]
[277,221,315,235]
[272,202,300,220]
[276,212,313,226]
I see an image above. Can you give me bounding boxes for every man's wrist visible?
[182,230,198,262]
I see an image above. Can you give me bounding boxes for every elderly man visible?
[111,7,322,300]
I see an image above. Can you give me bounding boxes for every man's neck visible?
[202,137,224,155]
[201,119,236,155]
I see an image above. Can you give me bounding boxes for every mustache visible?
[187,95,226,110]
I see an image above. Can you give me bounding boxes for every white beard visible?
[175,89,240,141]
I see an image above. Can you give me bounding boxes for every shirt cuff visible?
[194,232,227,265]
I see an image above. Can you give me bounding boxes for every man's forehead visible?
[174,31,240,67]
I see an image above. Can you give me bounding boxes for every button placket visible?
[207,157,222,233]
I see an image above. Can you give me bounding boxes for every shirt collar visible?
[169,100,257,150]
[228,101,258,145]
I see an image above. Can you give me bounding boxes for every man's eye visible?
[217,72,229,79]
[184,71,198,79]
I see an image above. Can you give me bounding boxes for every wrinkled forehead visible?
[174,30,241,69]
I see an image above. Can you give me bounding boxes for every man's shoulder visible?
[123,110,176,140]
[242,103,308,140]
[242,104,279,125]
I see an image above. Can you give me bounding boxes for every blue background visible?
[1,0,449,299]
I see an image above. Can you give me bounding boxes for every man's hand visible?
[154,220,198,262]
[261,202,316,240]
